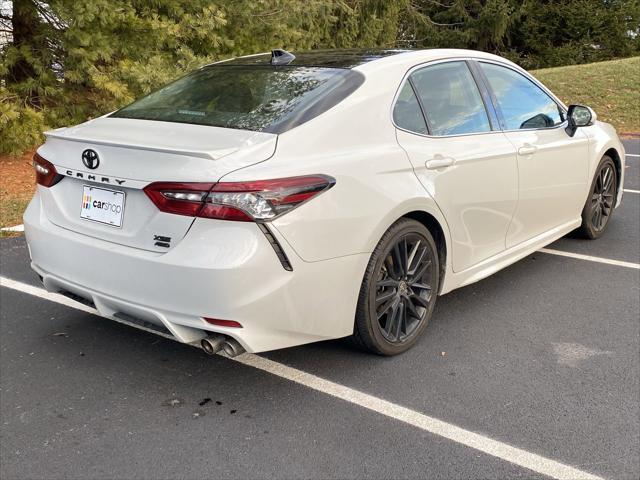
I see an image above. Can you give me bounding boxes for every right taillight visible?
[144,175,335,222]
[33,152,63,187]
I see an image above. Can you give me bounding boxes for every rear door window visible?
[409,61,491,136]
[393,82,428,134]
[479,62,564,130]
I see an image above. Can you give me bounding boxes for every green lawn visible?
[532,56,640,134]
[0,195,30,237]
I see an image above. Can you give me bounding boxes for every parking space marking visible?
[0,276,175,339]
[235,354,604,480]
[626,153,639,158]
[0,224,24,232]
[624,189,639,194]
[0,275,604,480]
[539,248,640,269]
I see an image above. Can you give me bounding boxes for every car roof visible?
[216,49,413,69]
[213,48,524,73]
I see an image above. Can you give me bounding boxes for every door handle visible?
[518,144,538,156]
[425,157,455,170]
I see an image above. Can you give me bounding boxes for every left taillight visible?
[33,152,63,187]
[144,175,335,222]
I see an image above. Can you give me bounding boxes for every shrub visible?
[0,89,47,155]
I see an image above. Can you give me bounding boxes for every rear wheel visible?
[577,156,617,239]
[353,219,439,355]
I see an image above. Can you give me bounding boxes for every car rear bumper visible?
[23,192,368,353]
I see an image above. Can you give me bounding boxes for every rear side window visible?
[393,82,428,134]
[479,62,564,130]
[111,65,364,134]
[409,61,491,136]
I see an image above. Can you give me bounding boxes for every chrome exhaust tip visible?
[222,338,245,357]
[200,334,226,355]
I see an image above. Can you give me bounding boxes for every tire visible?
[353,218,439,356]
[576,155,617,239]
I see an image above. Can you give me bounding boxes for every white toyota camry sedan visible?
[24,48,625,356]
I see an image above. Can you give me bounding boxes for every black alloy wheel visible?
[578,155,617,239]
[590,162,616,231]
[353,219,439,355]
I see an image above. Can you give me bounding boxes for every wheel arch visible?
[402,210,448,293]
[603,147,623,195]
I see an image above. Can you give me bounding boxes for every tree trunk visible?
[7,0,40,101]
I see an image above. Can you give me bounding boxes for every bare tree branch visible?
[426,17,463,26]
[426,0,455,8]
[407,1,464,27]
[32,1,66,30]
[252,10,283,18]
[396,37,428,43]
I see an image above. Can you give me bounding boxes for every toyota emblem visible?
[82,149,100,169]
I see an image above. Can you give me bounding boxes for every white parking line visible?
[625,153,639,158]
[0,224,24,232]
[0,275,604,480]
[624,189,640,194]
[538,248,640,269]
[236,355,604,480]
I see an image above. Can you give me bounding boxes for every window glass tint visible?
[112,66,363,133]
[410,62,490,136]
[480,63,564,130]
[393,82,427,134]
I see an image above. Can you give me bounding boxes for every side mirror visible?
[565,105,596,137]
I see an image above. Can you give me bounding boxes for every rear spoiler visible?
[44,130,226,160]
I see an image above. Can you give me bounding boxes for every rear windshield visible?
[111,65,364,134]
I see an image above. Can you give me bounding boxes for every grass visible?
[0,196,30,238]
[0,150,35,237]
[532,56,640,134]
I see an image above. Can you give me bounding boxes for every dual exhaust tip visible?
[201,334,245,357]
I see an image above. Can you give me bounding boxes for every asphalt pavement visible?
[1,139,638,480]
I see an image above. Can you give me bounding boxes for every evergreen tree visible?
[1,0,639,154]
[1,0,406,153]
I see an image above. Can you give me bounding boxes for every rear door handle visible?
[518,144,538,156]
[425,157,455,170]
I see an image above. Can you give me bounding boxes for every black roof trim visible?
[219,49,411,69]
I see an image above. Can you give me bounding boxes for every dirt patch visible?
[1,149,36,234]
[1,150,35,196]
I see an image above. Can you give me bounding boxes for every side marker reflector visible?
[203,317,243,328]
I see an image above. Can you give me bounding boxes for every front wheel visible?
[577,155,617,239]
[353,219,439,356]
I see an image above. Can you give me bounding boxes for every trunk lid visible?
[38,117,277,252]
